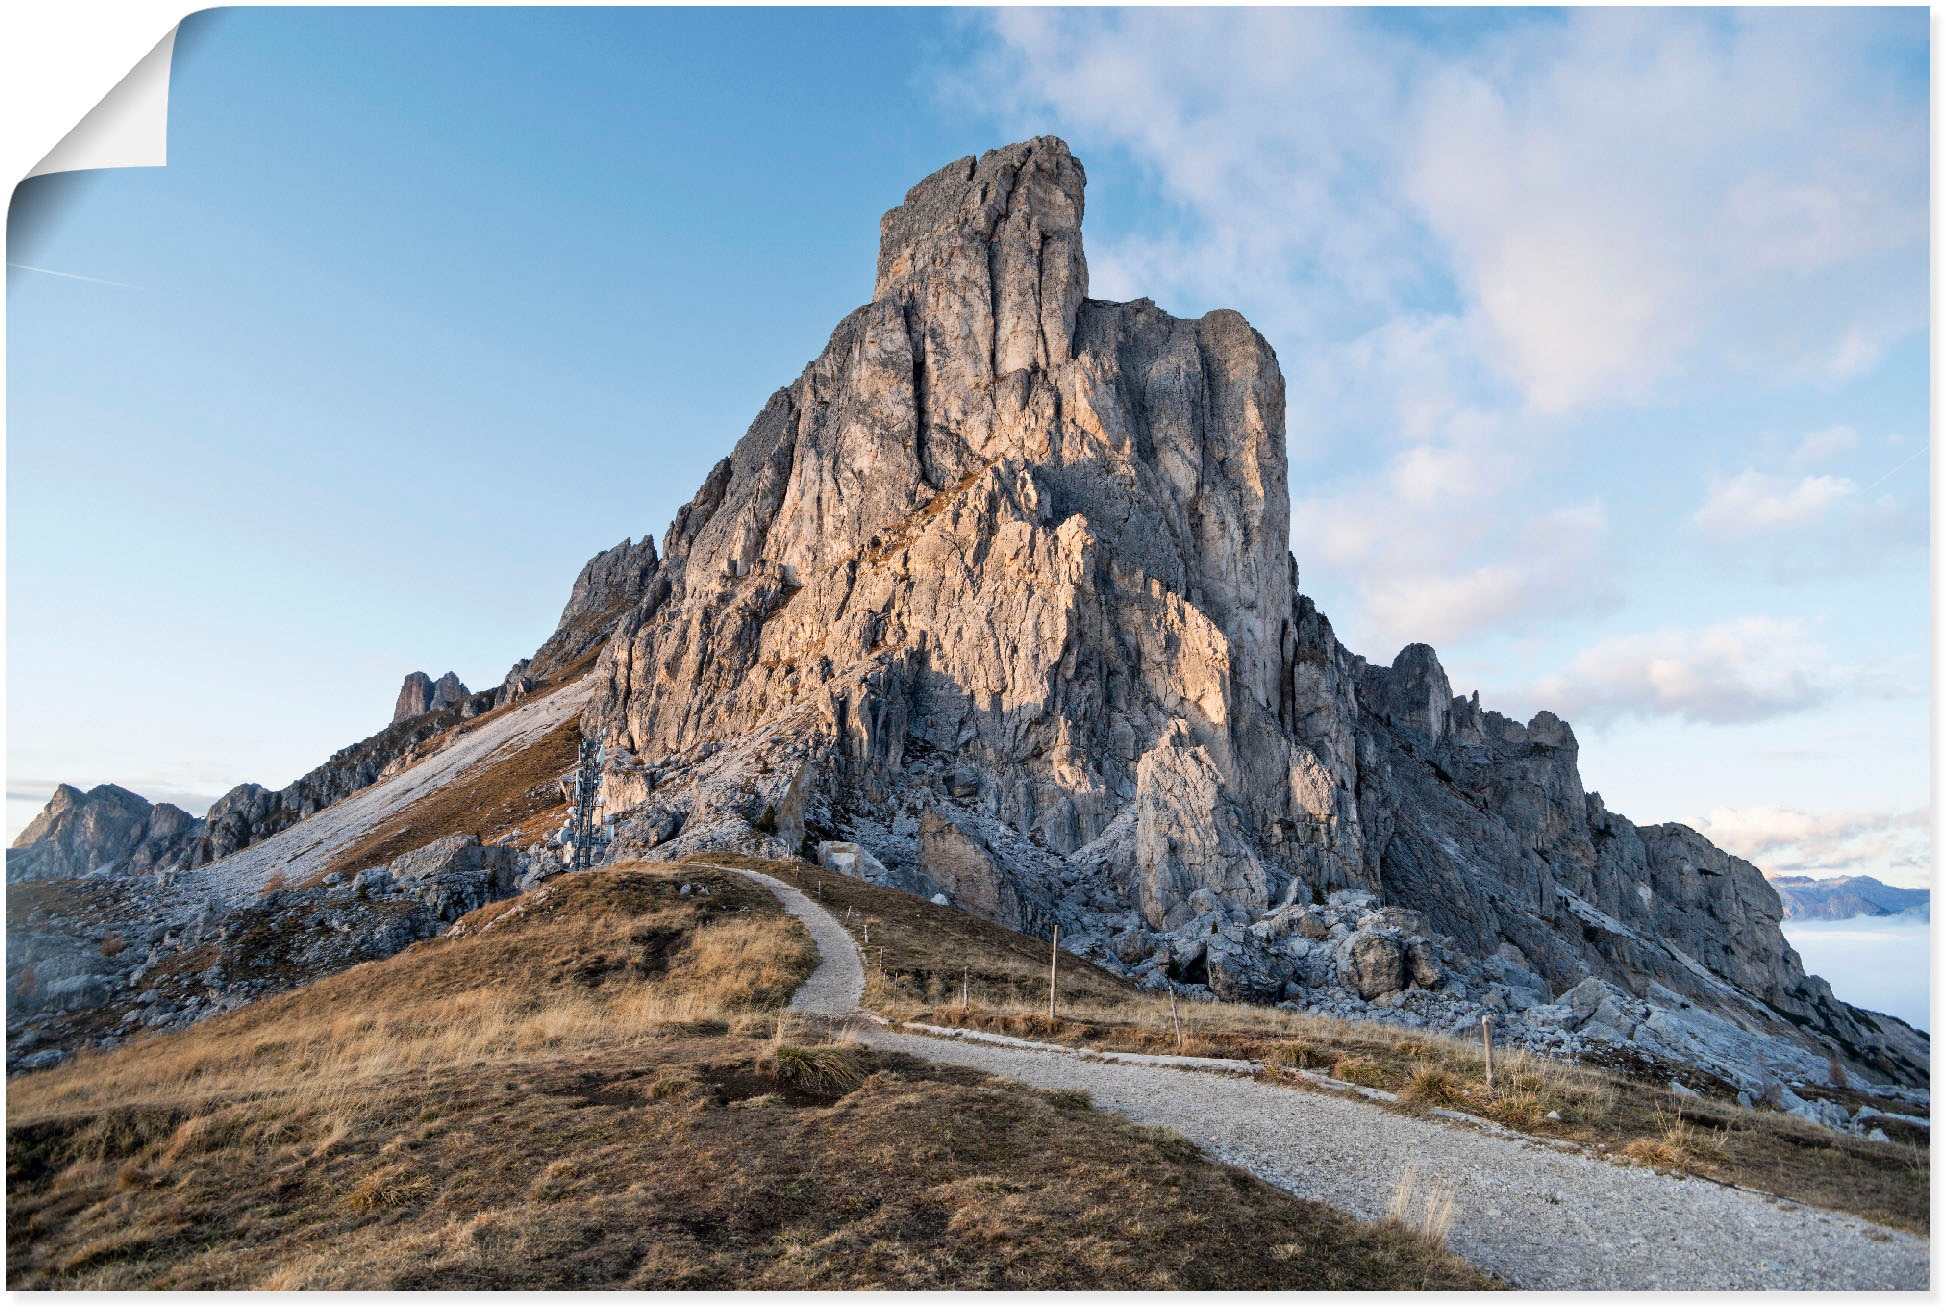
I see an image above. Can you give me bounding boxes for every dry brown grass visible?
[1386,1163,1457,1246]
[1620,1112,1730,1173]
[322,716,581,879]
[7,860,1493,1291]
[756,1044,864,1096]
[729,855,1929,1235]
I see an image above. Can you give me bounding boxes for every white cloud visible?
[1355,504,1608,651]
[1690,433,1923,575]
[1291,398,1612,651]
[1788,424,1859,470]
[1529,616,1899,727]
[963,8,1926,416]
[1695,471,1857,538]
[1689,804,1930,878]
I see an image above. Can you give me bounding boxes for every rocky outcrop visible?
[527,536,662,680]
[6,833,532,1073]
[7,785,201,883]
[392,671,469,723]
[393,672,436,722]
[570,136,1925,1094]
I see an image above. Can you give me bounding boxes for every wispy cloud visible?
[7,262,143,290]
[1696,471,1857,538]
[1691,428,1924,575]
[1689,804,1930,879]
[1788,424,1859,471]
[1529,616,1905,727]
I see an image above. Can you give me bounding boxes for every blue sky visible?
[8,7,1931,895]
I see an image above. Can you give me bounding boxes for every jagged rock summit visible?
[575,137,1924,1095]
[392,671,470,724]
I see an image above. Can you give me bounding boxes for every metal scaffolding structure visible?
[565,738,609,870]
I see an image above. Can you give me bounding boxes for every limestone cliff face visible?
[6,785,198,883]
[588,138,1308,896]
[579,137,1925,1088]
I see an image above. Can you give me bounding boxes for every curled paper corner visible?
[27,25,179,180]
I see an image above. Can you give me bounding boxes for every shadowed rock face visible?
[6,785,197,883]
[575,136,1924,1090]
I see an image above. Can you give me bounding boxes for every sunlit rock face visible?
[551,136,1928,1091]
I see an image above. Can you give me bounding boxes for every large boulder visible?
[918,810,1026,931]
[1334,929,1407,1001]
[816,841,889,883]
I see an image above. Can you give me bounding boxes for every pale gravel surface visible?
[180,680,592,907]
[735,866,1928,1292]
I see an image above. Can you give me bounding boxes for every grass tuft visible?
[1399,1064,1466,1108]
[1386,1162,1457,1245]
[757,1044,863,1096]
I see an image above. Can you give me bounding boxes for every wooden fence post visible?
[1169,990,1183,1055]
[962,964,970,1009]
[1482,1015,1496,1094]
[1048,926,1059,1021]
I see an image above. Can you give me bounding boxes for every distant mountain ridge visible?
[1768,874,1930,922]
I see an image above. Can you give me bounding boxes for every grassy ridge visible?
[7,861,1491,1290]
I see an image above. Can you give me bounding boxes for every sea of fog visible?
[1783,915,1932,1033]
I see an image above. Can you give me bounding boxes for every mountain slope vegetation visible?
[7,863,1489,1290]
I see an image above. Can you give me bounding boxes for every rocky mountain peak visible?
[873,135,1089,372]
[392,671,469,724]
[576,137,1926,1093]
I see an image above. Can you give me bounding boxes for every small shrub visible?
[1400,1064,1465,1108]
[1489,1092,1548,1129]
[648,1076,694,1101]
[1270,1040,1323,1070]
[752,805,778,836]
[758,1044,862,1095]
[1333,1056,1388,1088]
[1620,1113,1726,1172]
[341,1166,431,1214]
[99,933,125,957]
[1827,1056,1849,1090]
[263,872,289,894]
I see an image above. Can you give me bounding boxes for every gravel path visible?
[735,869,865,1017]
[734,867,1928,1292]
